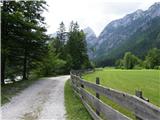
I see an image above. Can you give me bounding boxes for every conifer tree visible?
[67,21,91,69]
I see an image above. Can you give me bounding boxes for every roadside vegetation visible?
[64,80,92,120]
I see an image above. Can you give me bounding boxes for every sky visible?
[43,0,160,36]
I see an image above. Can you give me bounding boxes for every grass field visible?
[64,80,92,120]
[83,68,160,119]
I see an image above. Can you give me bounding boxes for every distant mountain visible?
[93,2,160,66]
[84,27,97,59]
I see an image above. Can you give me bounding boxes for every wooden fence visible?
[70,72,160,120]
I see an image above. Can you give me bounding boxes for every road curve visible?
[1,75,70,120]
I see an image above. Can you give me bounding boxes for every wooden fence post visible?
[135,90,143,120]
[96,77,100,116]
[135,90,149,120]
[135,90,143,98]
[81,78,84,99]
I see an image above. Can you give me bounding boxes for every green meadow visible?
[83,68,160,119]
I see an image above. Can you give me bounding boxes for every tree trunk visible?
[1,1,7,84]
[1,54,6,84]
[22,48,27,80]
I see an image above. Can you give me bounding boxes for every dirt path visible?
[1,75,70,120]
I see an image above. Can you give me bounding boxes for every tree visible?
[51,37,63,55]
[1,1,23,84]
[57,21,66,44]
[33,45,66,76]
[66,21,91,70]
[115,59,124,69]
[69,20,74,32]
[123,52,140,69]
[19,1,48,80]
[55,22,68,60]
[1,1,48,83]
[144,48,160,69]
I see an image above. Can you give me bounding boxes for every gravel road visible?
[1,75,70,120]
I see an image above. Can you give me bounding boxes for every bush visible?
[154,66,160,69]
[115,52,142,69]
[133,65,143,70]
[144,48,160,69]
[115,59,124,69]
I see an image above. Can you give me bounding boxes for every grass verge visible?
[64,80,92,120]
[83,69,160,107]
[1,77,39,105]
[83,68,160,119]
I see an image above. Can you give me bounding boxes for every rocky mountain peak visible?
[147,2,160,18]
[148,2,160,11]
[91,2,160,63]
[83,27,98,59]
[84,27,97,38]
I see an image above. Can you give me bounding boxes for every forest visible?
[1,1,91,84]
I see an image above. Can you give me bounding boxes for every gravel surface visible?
[1,75,70,120]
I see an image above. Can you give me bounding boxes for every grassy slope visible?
[1,77,39,105]
[64,80,92,120]
[83,68,160,119]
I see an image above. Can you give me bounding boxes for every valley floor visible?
[84,68,160,107]
[83,68,160,119]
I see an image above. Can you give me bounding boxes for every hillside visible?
[85,2,160,66]
[97,16,160,66]
[83,27,98,59]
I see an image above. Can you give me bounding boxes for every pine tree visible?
[67,21,91,69]
[57,21,66,43]
[1,1,48,83]
[1,1,23,84]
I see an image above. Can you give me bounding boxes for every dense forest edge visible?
[1,1,92,85]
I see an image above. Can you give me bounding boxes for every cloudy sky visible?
[43,0,160,36]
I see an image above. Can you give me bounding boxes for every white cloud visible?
[43,0,160,36]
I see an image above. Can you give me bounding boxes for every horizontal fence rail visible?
[70,72,160,120]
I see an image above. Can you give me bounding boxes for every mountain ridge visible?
[84,27,98,59]
[85,2,160,66]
